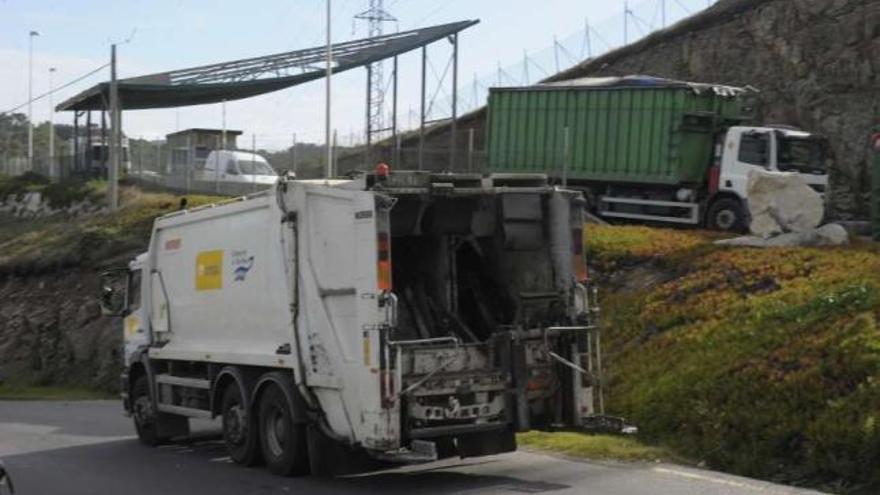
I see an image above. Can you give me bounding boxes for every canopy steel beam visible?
[56,20,478,112]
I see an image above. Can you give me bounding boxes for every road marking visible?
[652,467,814,493]
[0,422,134,457]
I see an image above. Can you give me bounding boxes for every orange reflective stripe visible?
[377,232,392,290]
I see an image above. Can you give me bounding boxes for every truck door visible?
[291,184,399,450]
[721,127,772,198]
[123,258,150,367]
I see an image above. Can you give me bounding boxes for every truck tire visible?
[131,375,161,446]
[221,383,261,466]
[707,198,747,232]
[258,384,309,476]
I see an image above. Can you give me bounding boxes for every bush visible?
[592,227,880,492]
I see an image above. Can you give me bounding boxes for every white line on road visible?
[652,467,826,494]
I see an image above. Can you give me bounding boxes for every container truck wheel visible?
[131,375,161,446]
[707,198,747,232]
[258,384,309,476]
[221,383,262,466]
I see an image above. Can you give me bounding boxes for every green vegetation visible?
[587,225,880,493]
[0,384,116,401]
[518,431,674,462]
[0,174,219,274]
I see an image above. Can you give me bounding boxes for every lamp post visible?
[27,30,39,172]
[325,0,333,179]
[48,67,56,181]
[108,43,119,211]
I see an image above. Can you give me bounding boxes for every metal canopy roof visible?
[56,20,478,112]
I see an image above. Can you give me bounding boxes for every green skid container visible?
[486,81,745,187]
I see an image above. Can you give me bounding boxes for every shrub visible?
[592,227,880,492]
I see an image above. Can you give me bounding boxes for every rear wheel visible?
[221,382,262,466]
[131,375,161,446]
[707,197,747,232]
[258,384,309,476]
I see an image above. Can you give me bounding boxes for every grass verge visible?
[0,385,116,401]
[517,431,675,463]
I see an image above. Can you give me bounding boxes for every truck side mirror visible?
[99,268,130,316]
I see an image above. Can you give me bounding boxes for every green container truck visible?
[486,76,830,231]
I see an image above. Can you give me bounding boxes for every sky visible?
[0,0,713,150]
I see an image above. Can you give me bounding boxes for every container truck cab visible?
[200,150,278,186]
[100,171,610,477]
[486,77,831,232]
[705,126,829,230]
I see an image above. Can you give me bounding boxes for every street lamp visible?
[325,0,333,179]
[28,30,40,172]
[48,67,56,180]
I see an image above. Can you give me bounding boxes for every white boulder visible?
[747,169,824,237]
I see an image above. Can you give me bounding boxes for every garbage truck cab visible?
[101,170,610,477]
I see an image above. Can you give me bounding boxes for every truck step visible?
[155,374,211,390]
[157,403,213,419]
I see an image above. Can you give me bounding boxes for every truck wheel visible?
[258,384,309,476]
[221,383,261,466]
[131,375,161,446]
[707,198,747,232]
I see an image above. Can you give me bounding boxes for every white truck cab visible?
[201,150,278,186]
[705,126,830,230]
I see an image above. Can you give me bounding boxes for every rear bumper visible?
[409,422,508,439]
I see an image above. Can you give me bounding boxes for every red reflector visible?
[377,232,392,291]
[873,133,880,152]
[708,164,721,194]
[376,162,390,177]
[380,370,395,408]
[572,228,588,282]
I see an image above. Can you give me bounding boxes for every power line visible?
[1,62,110,117]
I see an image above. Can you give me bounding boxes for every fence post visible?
[467,128,475,173]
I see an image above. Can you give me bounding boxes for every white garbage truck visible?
[100,170,607,476]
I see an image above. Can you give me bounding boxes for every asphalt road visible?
[0,400,826,495]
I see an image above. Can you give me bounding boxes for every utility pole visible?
[354,0,396,149]
[624,1,629,45]
[522,50,529,85]
[325,0,333,179]
[27,30,39,172]
[48,67,56,181]
[218,99,226,191]
[662,0,667,28]
[108,43,120,211]
[221,100,227,151]
[583,18,592,59]
[553,35,560,73]
[291,133,297,176]
[472,74,479,108]
[332,129,338,177]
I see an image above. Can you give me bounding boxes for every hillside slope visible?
[0,177,216,391]
[589,226,880,493]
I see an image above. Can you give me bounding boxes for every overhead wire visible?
[1,62,111,117]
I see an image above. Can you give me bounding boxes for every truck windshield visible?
[777,137,827,174]
[237,160,275,176]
